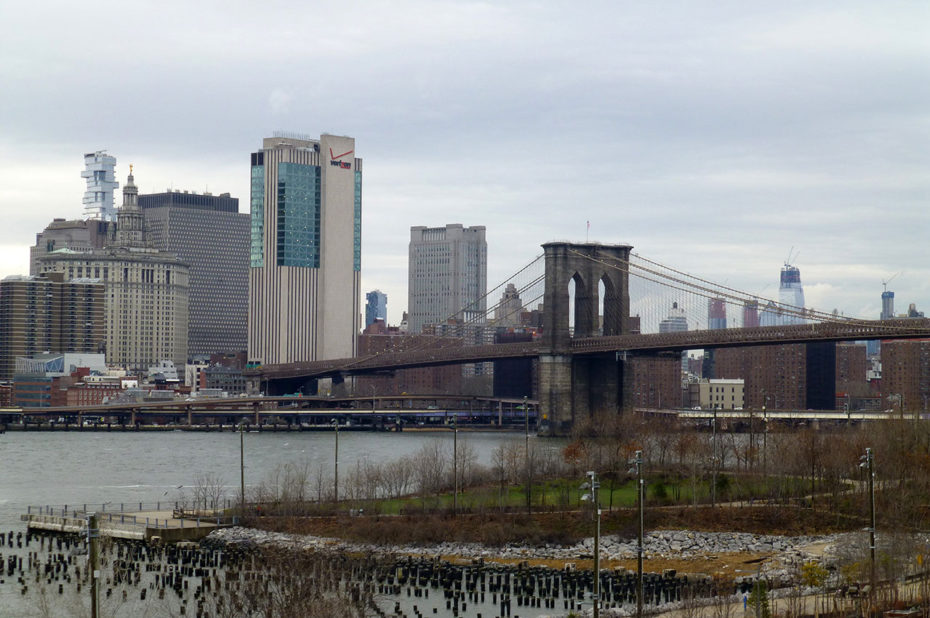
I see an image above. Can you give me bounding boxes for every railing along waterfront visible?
[24,500,240,530]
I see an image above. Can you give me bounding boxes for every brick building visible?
[714,344,808,409]
[631,355,683,408]
[355,332,463,396]
[881,339,930,414]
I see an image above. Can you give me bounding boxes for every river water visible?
[0,429,534,528]
[1,430,595,617]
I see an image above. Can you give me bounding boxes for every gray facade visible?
[140,191,248,357]
[408,224,487,335]
[30,219,116,275]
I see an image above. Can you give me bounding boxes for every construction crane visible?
[882,272,901,292]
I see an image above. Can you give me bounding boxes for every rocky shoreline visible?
[206,526,857,583]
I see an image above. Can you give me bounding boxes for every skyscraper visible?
[659,301,688,333]
[365,290,387,329]
[742,299,760,328]
[248,133,362,365]
[140,190,248,357]
[707,298,727,330]
[759,300,780,327]
[408,224,487,335]
[493,283,524,328]
[778,263,806,325]
[81,151,119,221]
[881,289,895,319]
[660,301,688,372]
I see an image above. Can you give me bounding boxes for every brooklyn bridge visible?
[246,242,930,435]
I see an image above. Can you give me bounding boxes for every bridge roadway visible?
[248,318,930,381]
[0,394,537,428]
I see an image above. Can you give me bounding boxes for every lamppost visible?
[630,450,645,618]
[762,404,768,481]
[524,395,531,514]
[859,448,876,595]
[331,418,339,504]
[581,471,601,618]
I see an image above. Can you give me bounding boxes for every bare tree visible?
[412,440,448,498]
[381,456,414,499]
[191,472,226,512]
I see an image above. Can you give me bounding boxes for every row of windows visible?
[354,171,362,271]
[248,162,363,271]
[276,163,321,268]
[249,165,265,267]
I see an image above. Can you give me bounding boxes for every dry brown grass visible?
[248,504,855,552]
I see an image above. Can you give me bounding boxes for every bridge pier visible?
[539,353,633,434]
[538,355,573,434]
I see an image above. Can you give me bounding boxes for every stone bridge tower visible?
[539,242,634,435]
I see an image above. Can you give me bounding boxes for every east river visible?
[0,429,536,528]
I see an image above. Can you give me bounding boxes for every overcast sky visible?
[1,1,927,326]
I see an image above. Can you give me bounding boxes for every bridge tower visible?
[539,242,633,435]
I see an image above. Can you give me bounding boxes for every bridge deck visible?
[248,318,930,380]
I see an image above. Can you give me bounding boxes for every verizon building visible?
[248,133,362,366]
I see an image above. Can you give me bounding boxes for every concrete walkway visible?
[22,507,231,542]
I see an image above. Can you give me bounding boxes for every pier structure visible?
[21,502,236,543]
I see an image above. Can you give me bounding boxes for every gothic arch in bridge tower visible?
[542,242,632,350]
[539,242,634,435]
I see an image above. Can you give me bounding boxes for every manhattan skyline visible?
[1,2,927,325]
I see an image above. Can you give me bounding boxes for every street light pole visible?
[762,404,768,481]
[632,450,644,618]
[862,447,876,593]
[332,418,339,504]
[583,471,601,618]
[524,395,531,514]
